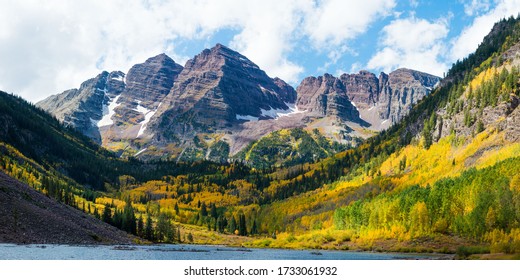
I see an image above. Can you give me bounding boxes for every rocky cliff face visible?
[37,54,184,145]
[36,71,125,143]
[296,74,360,122]
[297,68,440,130]
[340,70,380,107]
[104,54,183,142]
[152,44,297,141]
[122,53,183,105]
[378,68,440,123]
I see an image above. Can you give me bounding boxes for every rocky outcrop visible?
[340,70,380,107]
[297,69,440,130]
[119,54,183,112]
[296,74,360,122]
[110,54,183,128]
[122,53,182,104]
[273,77,298,104]
[378,68,440,123]
[36,71,125,143]
[152,44,296,139]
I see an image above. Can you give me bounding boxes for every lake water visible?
[0,244,446,260]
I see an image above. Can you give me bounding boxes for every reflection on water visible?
[0,244,445,260]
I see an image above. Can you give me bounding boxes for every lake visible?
[0,244,447,260]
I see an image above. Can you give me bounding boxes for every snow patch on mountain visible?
[97,94,122,127]
[261,103,306,120]
[134,148,147,157]
[236,114,259,121]
[136,101,160,138]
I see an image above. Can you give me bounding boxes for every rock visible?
[340,70,380,107]
[0,172,133,244]
[36,71,125,143]
[117,53,183,110]
[109,53,183,130]
[296,74,360,122]
[152,44,296,139]
[378,68,440,123]
[297,69,440,128]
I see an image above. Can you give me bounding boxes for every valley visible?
[1,15,520,261]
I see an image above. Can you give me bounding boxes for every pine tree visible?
[102,205,112,224]
[156,212,168,242]
[216,216,226,233]
[200,202,207,216]
[250,220,258,235]
[93,207,100,219]
[145,213,154,241]
[156,212,175,242]
[238,213,247,236]
[137,215,144,238]
[122,200,137,234]
[221,216,228,233]
[174,202,179,215]
[228,215,237,233]
[112,209,122,228]
[210,203,217,218]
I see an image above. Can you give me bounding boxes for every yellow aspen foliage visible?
[409,201,429,235]
[485,207,497,230]
[511,174,520,192]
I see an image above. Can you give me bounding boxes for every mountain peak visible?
[144,53,174,64]
[212,43,229,51]
[123,53,183,101]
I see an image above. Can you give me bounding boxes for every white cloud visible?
[0,0,186,102]
[450,0,520,61]
[304,0,396,47]
[367,16,449,76]
[349,62,364,74]
[229,0,308,83]
[0,0,302,101]
[0,0,400,102]
[4,0,520,104]
[302,0,396,75]
[463,0,491,16]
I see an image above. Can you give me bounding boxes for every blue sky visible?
[1,0,520,102]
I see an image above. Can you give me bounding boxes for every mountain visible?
[36,71,126,143]
[297,68,440,131]
[233,127,351,169]
[296,73,362,123]
[147,44,298,159]
[37,44,438,164]
[2,16,520,255]
[154,44,296,133]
